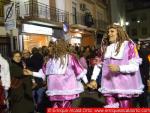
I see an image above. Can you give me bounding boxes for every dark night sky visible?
[126,0,150,10]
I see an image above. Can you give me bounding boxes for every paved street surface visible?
[72,90,105,108]
[72,90,150,108]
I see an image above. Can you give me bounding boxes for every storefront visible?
[69,24,97,47]
[20,24,53,51]
[67,32,82,46]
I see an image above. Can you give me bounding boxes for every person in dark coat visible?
[22,49,32,68]
[30,47,44,88]
[9,51,34,113]
[133,43,150,107]
[30,47,45,112]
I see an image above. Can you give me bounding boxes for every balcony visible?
[21,1,69,26]
[0,1,10,25]
[71,12,85,25]
[0,1,69,28]
[0,1,108,30]
[70,12,108,32]
[0,2,3,18]
[22,1,69,27]
[94,18,108,31]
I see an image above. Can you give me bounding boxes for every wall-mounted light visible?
[113,22,120,25]
[125,22,130,26]
[51,37,57,42]
[75,29,79,32]
[137,20,140,23]
[75,33,82,37]
[120,19,124,26]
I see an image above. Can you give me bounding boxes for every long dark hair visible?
[11,50,23,68]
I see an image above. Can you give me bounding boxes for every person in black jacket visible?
[9,51,34,113]
[30,47,45,112]
[22,49,31,68]
[133,42,150,107]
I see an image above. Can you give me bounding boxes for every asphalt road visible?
[72,90,150,108]
[72,90,105,108]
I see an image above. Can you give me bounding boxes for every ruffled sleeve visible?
[128,41,140,60]
[70,54,88,83]
[119,41,142,73]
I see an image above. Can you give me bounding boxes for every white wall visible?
[38,0,49,4]
[37,0,50,18]
[16,0,28,18]
[0,27,18,36]
[16,0,50,18]
[56,0,65,11]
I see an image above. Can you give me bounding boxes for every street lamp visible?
[125,21,130,26]
[137,20,140,23]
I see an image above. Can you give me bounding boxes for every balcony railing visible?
[94,18,108,30]
[71,12,108,31]
[72,12,85,25]
[24,1,69,23]
[0,1,108,30]
[0,2,3,17]
[0,1,10,17]
[0,1,69,25]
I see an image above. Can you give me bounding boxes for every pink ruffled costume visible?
[33,54,87,108]
[99,41,144,97]
[91,41,144,108]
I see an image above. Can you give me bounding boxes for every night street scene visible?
[0,0,150,113]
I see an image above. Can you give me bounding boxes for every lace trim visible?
[104,103,119,108]
[99,86,144,95]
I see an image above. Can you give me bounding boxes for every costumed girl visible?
[88,24,144,108]
[24,39,88,108]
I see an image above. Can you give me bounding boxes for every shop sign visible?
[4,2,16,30]
[23,24,53,35]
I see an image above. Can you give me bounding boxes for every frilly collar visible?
[104,41,128,59]
[45,54,68,75]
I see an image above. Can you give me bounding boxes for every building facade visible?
[0,0,109,57]
[126,0,150,40]
[0,0,69,57]
[108,0,126,28]
[66,0,109,46]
